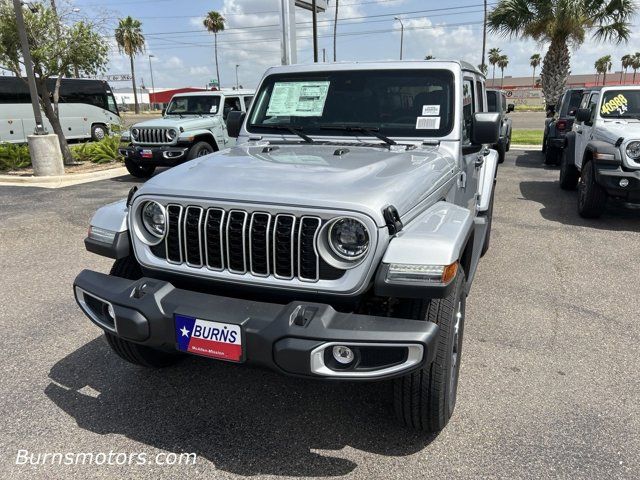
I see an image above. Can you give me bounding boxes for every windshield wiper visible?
[250,124,314,143]
[319,125,397,146]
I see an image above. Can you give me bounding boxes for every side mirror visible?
[575,108,591,123]
[226,110,246,138]
[161,107,166,116]
[507,103,515,113]
[471,112,500,145]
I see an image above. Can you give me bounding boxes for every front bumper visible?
[73,270,438,380]
[119,145,189,166]
[594,163,640,201]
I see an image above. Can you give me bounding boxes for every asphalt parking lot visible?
[1,150,638,479]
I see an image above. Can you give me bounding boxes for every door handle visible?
[576,128,583,134]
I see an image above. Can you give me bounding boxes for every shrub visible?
[0,143,31,171]
[71,136,123,164]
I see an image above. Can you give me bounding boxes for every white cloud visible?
[189,66,212,75]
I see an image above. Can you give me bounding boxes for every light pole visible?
[235,64,239,89]
[394,16,404,61]
[148,54,156,111]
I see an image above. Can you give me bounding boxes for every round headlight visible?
[141,201,166,238]
[626,141,640,160]
[131,128,139,140]
[166,128,177,141]
[328,217,370,260]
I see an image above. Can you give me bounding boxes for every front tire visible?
[394,270,467,432]
[91,124,107,141]
[125,158,156,179]
[187,141,215,160]
[577,161,607,218]
[106,256,183,368]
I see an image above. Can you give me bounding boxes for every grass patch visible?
[511,129,543,145]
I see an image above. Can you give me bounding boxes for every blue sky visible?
[68,0,640,89]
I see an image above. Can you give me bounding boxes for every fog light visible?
[332,345,355,365]
[620,178,630,187]
[106,303,115,321]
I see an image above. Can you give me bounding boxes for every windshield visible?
[166,95,221,115]
[248,69,454,138]
[600,90,640,118]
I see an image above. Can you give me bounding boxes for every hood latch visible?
[383,205,403,235]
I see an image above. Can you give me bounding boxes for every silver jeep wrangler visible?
[75,61,500,432]
[560,85,640,217]
[120,90,254,178]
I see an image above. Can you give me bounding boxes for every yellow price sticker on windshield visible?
[601,94,628,115]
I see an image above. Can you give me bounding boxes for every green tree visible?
[425,55,435,60]
[203,11,225,88]
[488,0,635,108]
[632,52,640,83]
[0,3,108,165]
[488,47,501,86]
[498,54,509,88]
[530,53,541,87]
[595,55,612,85]
[115,16,145,114]
[621,53,633,83]
[478,63,488,75]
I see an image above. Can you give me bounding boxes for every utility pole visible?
[481,0,487,72]
[322,48,326,62]
[333,0,338,61]
[279,0,297,65]
[312,0,318,62]
[148,54,156,110]
[394,17,404,61]
[13,0,45,134]
[235,64,240,89]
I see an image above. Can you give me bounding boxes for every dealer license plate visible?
[175,315,242,362]
[141,149,153,158]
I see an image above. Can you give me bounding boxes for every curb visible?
[0,166,128,189]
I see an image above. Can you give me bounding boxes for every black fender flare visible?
[564,131,577,166]
[583,140,621,168]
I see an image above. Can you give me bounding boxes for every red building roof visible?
[149,87,206,104]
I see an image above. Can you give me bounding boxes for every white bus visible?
[0,77,122,143]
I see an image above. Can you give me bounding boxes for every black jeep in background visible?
[487,89,514,164]
[542,88,584,165]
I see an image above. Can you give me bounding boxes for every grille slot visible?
[152,206,343,282]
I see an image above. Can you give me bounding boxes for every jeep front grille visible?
[157,205,342,282]
[135,128,168,144]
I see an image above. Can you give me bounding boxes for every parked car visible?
[119,89,254,178]
[486,89,514,163]
[74,61,500,432]
[542,88,584,165]
[559,85,640,217]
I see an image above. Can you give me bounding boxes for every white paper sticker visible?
[422,105,440,116]
[266,81,330,117]
[416,116,441,130]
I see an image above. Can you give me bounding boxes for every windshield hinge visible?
[458,171,467,189]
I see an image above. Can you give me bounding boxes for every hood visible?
[596,119,640,144]
[139,143,456,226]
[132,116,218,130]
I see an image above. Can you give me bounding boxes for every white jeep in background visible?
[120,90,254,178]
[560,86,640,217]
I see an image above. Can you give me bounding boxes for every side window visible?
[501,94,507,112]
[462,79,475,145]
[223,96,241,120]
[579,93,591,109]
[587,93,599,123]
[243,96,253,111]
[475,81,484,111]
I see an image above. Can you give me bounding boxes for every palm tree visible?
[115,17,145,114]
[488,47,501,86]
[203,11,225,88]
[595,55,612,85]
[478,63,488,75]
[530,53,541,87]
[498,54,509,88]
[488,0,635,109]
[621,54,633,84]
[632,52,640,84]
[425,55,435,60]
[333,0,339,61]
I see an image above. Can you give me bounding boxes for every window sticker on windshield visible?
[416,116,441,130]
[266,81,330,117]
[422,105,440,116]
[601,94,628,115]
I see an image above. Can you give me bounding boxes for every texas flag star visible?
[180,326,190,337]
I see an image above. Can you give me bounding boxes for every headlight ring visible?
[134,201,166,246]
[626,141,640,160]
[131,127,139,140]
[326,217,370,261]
[166,128,177,141]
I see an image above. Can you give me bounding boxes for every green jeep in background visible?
[120,90,254,178]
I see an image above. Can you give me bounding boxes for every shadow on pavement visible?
[514,150,554,169]
[517,153,639,231]
[46,338,434,476]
